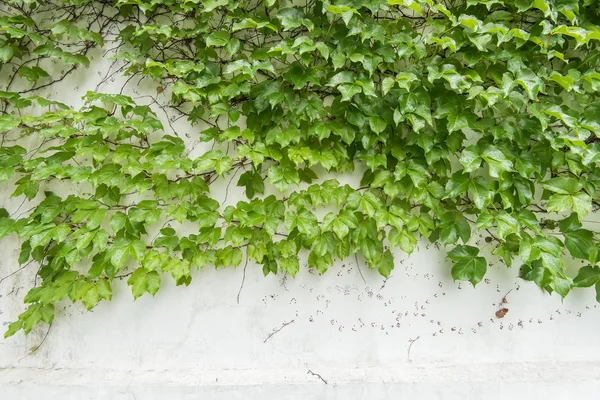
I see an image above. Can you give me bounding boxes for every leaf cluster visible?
[1,0,600,337]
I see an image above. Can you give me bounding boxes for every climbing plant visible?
[1,0,600,338]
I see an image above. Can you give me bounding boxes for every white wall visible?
[1,48,600,399]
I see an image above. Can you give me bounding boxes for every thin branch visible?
[0,260,34,285]
[407,336,421,363]
[236,250,249,304]
[307,369,328,384]
[263,319,295,343]
[355,253,367,285]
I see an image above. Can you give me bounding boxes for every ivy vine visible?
[1,0,600,338]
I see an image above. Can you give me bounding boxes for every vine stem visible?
[0,260,34,285]
[236,250,249,304]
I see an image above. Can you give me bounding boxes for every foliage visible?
[1,0,600,338]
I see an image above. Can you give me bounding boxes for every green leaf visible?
[163,258,192,285]
[214,155,233,176]
[285,208,319,237]
[468,177,492,210]
[127,268,161,300]
[558,213,581,232]
[110,212,128,233]
[516,69,544,100]
[280,256,300,277]
[206,31,230,47]
[546,193,573,214]
[573,266,600,288]
[398,229,417,255]
[481,145,513,178]
[4,321,22,338]
[277,8,307,30]
[448,245,487,286]
[35,304,53,327]
[110,239,146,269]
[378,249,394,278]
[323,209,357,239]
[0,45,14,63]
[0,114,20,132]
[202,0,229,12]
[445,172,470,198]
[459,145,482,172]
[369,116,387,134]
[97,280,113,301]
[268,165,300,191]
[82,286,100,310]
[338,83,362,101]
[216,246,243,267]
[360,190,384,217]
[381,76,395,95]
[237,170,264,199]
[572,192,592,217]
[541,177,582,194]
[496,212,519,241]
[564,229,594,260]
[313,232,336,257]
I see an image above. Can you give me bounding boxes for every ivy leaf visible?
[82,286,100,310]
[481,145,513,178]
[564,229,594,260]
[338,83,362,101]
[280,256,300,277]
[448,245,487,286]
[163,258,192,286]
[110,239,146,269]
[459,145,482,172]
[127,268,161,300]
[0,45,14,63]
[398,229,417,255]
[468,177,492,210]
[360,190,384,217]
[541,177,582,194]
[110,212,128,233]
[572,192,592,217]
[277,8,306,30]
[323,209,358,239]
[515,69,544,100]
[237,170,264,199]
[285,207,319,237]
[308,251,333,274]
[369,116,387,134]
[558,213,582,232]
[496,212,519,241]
[444,172,470,198]
[573,266,600,288]
[214,155,233,176]
[378,249,394,278]
[217,246,243,267]
[381,76,395,95]
[546,194,573,214]
[0,115,20,132]
[202,0,228,12]
[97,280,113,301]
[206,31,230,47]
[268,165,300,191]
[362,149,387,171]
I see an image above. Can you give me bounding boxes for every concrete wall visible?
[1,48,600,399]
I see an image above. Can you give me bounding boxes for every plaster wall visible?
[0,46,599,399]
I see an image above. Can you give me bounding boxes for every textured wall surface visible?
[1,48,600,399]
[2,242,600,398]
